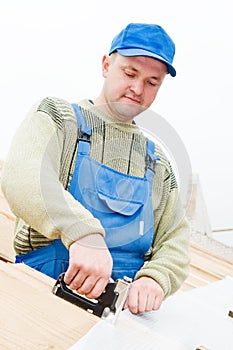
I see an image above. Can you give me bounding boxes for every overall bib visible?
[16,105,158,280]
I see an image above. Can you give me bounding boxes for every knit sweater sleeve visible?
[134,158,191,297]
[1,97,105,248]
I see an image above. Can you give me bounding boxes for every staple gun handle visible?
[52,272,117,318]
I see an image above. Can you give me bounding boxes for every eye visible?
[124,69,135,78]
[148,80,157,87]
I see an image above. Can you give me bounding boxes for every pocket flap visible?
[98,193,143,216]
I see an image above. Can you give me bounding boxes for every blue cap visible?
[109,23,176,77]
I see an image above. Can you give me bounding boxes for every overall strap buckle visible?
[145,138,160,173]
[145,153,157,173]
[78,130,91,143]
[72,103,92,141]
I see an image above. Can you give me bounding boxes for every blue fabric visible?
[68,105,157,280]
[109,23,176,77]
[15,239,69,279]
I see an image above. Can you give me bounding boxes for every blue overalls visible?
[16,105,158,281]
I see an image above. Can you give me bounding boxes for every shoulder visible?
[154,143,170,168]
[36,96,76,129]
[154,143,178,190]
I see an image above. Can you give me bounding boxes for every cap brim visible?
[116,48,176,77]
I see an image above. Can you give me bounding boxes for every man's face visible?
[98,52,167,123]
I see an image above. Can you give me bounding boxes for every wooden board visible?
[0,261,99,350]
[0,160,15,262]
[0,214,15,262]
[180,242,233,292]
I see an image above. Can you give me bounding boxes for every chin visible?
[114,101,145,121]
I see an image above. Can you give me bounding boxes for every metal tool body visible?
[52,272,131,322]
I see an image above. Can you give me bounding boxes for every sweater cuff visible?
[134,267,171,298]
[60,221,105,249]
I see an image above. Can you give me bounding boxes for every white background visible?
[0,0,232,231]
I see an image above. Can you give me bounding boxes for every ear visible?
[102,54,111,78]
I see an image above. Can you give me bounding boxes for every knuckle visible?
[130,305,138,314]
[89,290,100,299]
[138,306,145,314]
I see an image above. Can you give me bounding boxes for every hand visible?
[64,234,113,299]
[124,276,165,314]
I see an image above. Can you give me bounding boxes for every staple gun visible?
[52,272,131,323]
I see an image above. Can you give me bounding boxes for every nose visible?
[130,80,144,96]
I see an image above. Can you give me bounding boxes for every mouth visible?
[123,95,141,105]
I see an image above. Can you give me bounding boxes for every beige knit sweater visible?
[1,97,190,297]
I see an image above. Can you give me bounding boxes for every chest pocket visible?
[96,164,149,216]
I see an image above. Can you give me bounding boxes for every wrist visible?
[73,233,107,250]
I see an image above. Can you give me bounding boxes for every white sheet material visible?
[69,276,233,350]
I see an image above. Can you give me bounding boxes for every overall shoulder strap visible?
[71,104,92,137]
[145,138,160,174]
[71,104,92,155]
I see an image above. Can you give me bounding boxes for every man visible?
[1,23,190,314]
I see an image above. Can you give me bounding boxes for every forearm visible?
[135,189,191,297]
[136,217,190,296]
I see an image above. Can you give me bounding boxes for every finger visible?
[76,275,100,296]
[126,288,139,314]
[144,294,155,313]
[65,269,87,291]
[84,277,108,299]
[153,295,163,310]
[64,265,78,285]
[137,290,148,314]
